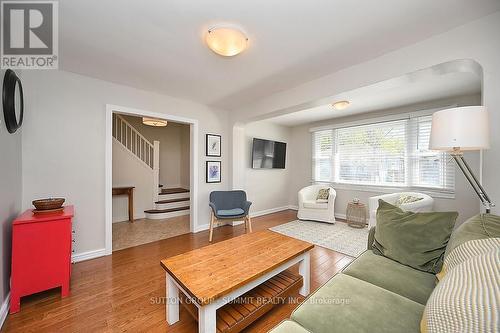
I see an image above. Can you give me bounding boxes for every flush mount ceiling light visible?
[142,117,167,127]
[205,25,248,57]
[332,101,350,110]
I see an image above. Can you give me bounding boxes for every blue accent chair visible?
[209,190,252,242]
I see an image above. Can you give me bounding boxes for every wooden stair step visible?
[179,270,303,333]
[155,197,190,204]
[144,206,190,214]
[160,187,189,195]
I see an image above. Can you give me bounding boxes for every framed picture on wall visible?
[206,134,221,157]
[206,161,221,183]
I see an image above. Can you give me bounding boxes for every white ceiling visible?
[267,62,481,126]
[59,1,500,110]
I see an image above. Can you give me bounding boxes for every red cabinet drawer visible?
[10,206,74,313]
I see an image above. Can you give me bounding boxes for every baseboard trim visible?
[194,205,341,234]
[193,223,209,233]
[335,213,347,220]
[250,206,292,218]
[113,213,146,223]
[0,292,10,330]
[72,248,107,263]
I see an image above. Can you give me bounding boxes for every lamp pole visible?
[451,148,494,214]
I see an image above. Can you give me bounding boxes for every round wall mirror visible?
[2,69,24,134]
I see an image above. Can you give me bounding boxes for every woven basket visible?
[32,198,65,211]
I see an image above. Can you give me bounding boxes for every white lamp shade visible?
[429,106,490,151]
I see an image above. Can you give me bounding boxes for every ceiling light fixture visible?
[205,25,248,57]
[332,101,350,110]
[142,117,167,127]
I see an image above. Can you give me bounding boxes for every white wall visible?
[0,70,23,319]
[21,70,229,255]
[232,12,500,215]
[244,121,292,214]
[112,140,154,222]
[287,95,482,225]
[180,125,190,188]
[121,115,190,188]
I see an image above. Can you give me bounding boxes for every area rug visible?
[270,220,369,257]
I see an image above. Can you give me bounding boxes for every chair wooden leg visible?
[209,212,215,242]
[247,215,253,233]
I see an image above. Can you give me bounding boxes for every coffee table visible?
[160,230,314,333]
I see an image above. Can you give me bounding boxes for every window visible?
[312,115,454,192]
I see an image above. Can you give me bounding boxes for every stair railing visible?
[113,113,160,203]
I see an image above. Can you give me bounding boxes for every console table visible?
[10,205,74,313]
[112,186,134,222]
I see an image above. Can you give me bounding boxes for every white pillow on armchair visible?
[368,192,434,228]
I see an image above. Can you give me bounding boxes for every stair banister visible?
[153,140,160,203]
[112,113,163,210]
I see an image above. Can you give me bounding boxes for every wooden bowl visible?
[32,198,65,211]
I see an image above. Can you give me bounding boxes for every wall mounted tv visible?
[252,138,287,169]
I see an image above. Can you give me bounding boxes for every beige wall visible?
[180,126,190,188]
[112,140,155,222]
[232,12,500,216]
[287,95,482,224]
[121,115,190,189]
[244,121,292,214]
[21,70,230,255]
[0,70,23,317]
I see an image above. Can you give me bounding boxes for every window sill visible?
[312,181,455,199]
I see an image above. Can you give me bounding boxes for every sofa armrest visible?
[367,227,376,250]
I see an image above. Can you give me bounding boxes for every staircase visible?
[113,113,190,220]
[144,188,190,219]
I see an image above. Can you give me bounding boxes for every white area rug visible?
[270,220,369,257]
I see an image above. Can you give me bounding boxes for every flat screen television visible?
[252,138,287,169]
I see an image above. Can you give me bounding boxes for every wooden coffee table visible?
[160,230,314,333]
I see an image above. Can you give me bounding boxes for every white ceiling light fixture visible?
[332,100,350,110]
[205,25,248,57]
[142,117,167,127]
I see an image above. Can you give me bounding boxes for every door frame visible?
[105,104,199,255]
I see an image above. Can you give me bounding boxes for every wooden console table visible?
[112,186,134,222]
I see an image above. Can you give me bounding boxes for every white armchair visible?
[297,185,336,223]
[368,192,434,228]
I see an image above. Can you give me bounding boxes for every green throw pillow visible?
[373,200,458,274]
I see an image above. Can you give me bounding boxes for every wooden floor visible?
[2,210,352,333]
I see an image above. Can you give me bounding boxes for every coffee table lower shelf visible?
[180,270,303,333]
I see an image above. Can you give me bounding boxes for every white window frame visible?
[310,106,456,199]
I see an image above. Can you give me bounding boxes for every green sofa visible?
[269,214,500,333]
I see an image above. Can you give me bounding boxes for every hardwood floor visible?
[2,210,352,333]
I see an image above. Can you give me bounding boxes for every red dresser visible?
[10,205,74,313]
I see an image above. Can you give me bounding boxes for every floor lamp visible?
[430,106,494,213]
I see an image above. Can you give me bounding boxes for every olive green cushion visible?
[291,274,424,333]
[269,320,311,333]
[373,200,457,273]
[444,213,500,258]
[343,250,436,305]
